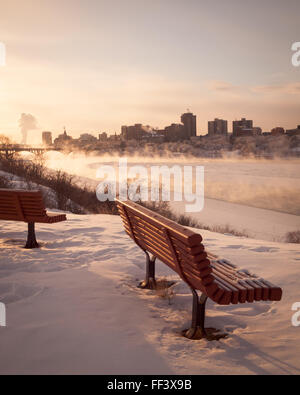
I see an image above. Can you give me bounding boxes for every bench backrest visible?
[0,189,47,223]
[116,199,215,295]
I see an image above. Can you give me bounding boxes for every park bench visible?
[116,199,283,340]
[0,189,66,249]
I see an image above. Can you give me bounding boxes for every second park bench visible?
[116,198,283,340]
[0,189,66,248]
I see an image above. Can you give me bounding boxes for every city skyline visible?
[0,0,300,143]
[3,109,300,145]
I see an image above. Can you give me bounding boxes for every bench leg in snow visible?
[138,252,157,289]
[183,289,228,341]
[25,222,39,249]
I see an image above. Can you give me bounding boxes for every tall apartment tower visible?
[42,131,52,146]
[208,118,228,136]
[181,111,197,138]
[232,118,253,136]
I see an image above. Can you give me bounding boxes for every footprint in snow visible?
[223,245,245,249]
[0,282,44,304]
[250,246,278,253]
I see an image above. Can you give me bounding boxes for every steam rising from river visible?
[27,151,300,216]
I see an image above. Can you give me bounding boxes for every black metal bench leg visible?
[183,289,228,341]
[24,222,39,249]
[138,251,157,289]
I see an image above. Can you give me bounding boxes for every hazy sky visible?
[0,0,299,142]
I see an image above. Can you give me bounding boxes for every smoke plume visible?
[19,113,37,144]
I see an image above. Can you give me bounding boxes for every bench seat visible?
[25,212,67,224]
[208,257,282,305]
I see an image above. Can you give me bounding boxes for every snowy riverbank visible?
[0,213,299,374]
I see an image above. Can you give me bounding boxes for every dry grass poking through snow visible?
[0,157,117,215]
[142,201,249,238]
[154,278,177,305]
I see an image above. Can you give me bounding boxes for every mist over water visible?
[42,152,300,216]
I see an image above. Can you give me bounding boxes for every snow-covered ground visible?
[0,213,299,375]
[171,199,300,242]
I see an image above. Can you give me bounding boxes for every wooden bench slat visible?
[119,207,164,236]
[211,286,227,304]
[181,263,212,282]
[212,279,233,305]
[124,218,209,275]
[123,211,209,269]
[131,220,207,267]
[213,275,240,304]
[119,202,203,246]
[0,214,20,221]
[183,270,213,290]
[129,216,171,248]
[121,210,207,271]
[0,206,18,213]
[177,252,209,269]
[213,260,275,303]
[243,278,264,301]
[130,217,206,264]
[251,279,270,300]
[129,222,212,286]
[20,206,45,211]
[171,237,205,255]
[132,235,177,269]
[18,198,44,204]
[132,228,174,262]
[0,203,18,209]
[133,233,214,290]
[123,218,170,254]
[211,267,247,303]
[257,279,282,301]
[25,214,67,223]
[0,188,41,196]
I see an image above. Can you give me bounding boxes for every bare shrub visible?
[0,157,117,215]
[48,170,73,211]
[285,231,300,244]
[139,200,248,237]
[207,224,248,237]
[0,175,11,189]
[177,214,200,228]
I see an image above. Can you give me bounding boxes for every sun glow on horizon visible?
[0,0,299,143]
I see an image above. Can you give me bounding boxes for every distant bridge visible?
[0,146,62,158]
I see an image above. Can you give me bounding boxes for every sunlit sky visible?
[0,0,299,143]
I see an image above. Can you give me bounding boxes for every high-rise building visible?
[121,124,150,140]
[232,118,253,136]
[98,132,108,141]
[181,111,197,138]
[79,133,97,143]
[286,125,300,136]
[271,127,285,136]
[53,127,73,148]
[208,118,228,136]
[42,131,52,146]
[163,123,186,141]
